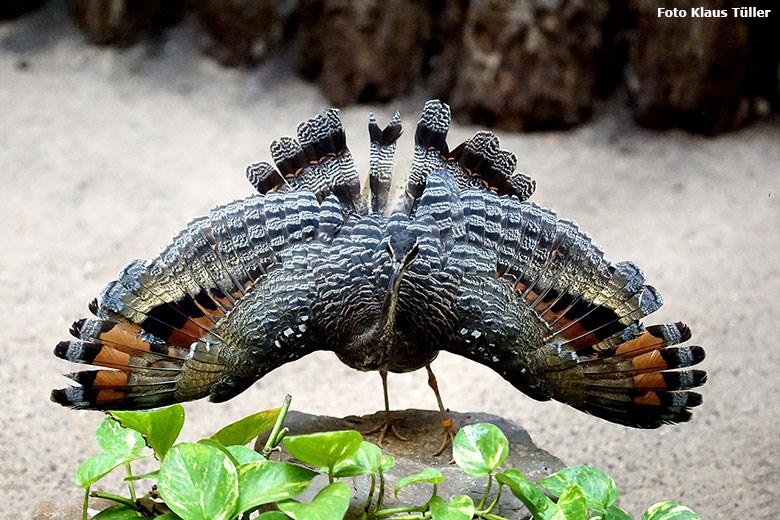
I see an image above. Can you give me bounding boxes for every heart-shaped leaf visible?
[538,466,619,514]
[210,407,281,447]
[497,469,565,520]
[236,461,319,514]
[557,484,587,520]
[429,495,475,520]
[96,417,145,455]
[284,430,362,468]
[331,441,382,477]
[109,404,185,460]
[394,468,444,496]
[453,423,509,478]
[642,502,701,520]
[277,482,351,520]
[75,452,143,488]
[158,442,239,520]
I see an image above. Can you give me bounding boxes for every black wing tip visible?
[53,341,71,360]
[51,387,94,409]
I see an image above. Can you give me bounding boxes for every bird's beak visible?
[387,260,404,294]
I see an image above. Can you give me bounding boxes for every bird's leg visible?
[362,370,408,445]
[426,364,456,457]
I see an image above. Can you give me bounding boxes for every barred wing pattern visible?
[53,100,705,429]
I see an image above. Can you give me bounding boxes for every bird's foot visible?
[432,418,456,459]
[362,416,408,446]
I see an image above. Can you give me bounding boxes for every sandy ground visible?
[1,6,779,519]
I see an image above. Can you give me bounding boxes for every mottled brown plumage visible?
[53,100,706,429]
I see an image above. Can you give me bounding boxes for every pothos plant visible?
[75,396,701,520]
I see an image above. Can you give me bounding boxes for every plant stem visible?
[376,469,386,512]
[476,513,509,520]
[124,462,136,502]
[381,513,431,520]
[328,465,334,484]
[82,486,90,520]
[372,504,428,517]
[478,473,493,510]
[263,394,292,457]
[484,483,502,514]
[364,473,377,512]
[90,491,139,509]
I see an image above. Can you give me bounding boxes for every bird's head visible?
[386,230,419,294]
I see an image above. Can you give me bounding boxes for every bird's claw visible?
[362,416,408,446]
[432,418,456,459]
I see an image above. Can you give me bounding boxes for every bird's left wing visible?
[51,108,360,410]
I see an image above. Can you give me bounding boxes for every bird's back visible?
[52,100,705,430]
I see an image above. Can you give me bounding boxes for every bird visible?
[52,100,706,454]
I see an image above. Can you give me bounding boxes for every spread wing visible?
[406,102,706,429]
[52,108,362,410]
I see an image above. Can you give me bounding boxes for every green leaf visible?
[90,505,146,519]
[198,438,240,466]
[380,455,395,472]
[642,502,701,520]
[96,417,146,455]
[236,461,319,514]
[452,423,509,478]
[158,442,239,520]
[210,407,281,447]
[258,512,294,519]
[283,430,362,468]
[557,485,587,520]
[538,466,619,514]
[496,469,565,520]
[600,505,632,520]
[331,441,382,477]
[75,453,143,488]
[152,515,183,520]
[109,405,185,460]
[394,468,445,496]
[429,495,475,520]
[228,444,266,465]
[277,482,351,520]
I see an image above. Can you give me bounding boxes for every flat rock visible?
[255,409,564,519]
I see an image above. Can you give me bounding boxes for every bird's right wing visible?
[412,158,706,429]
